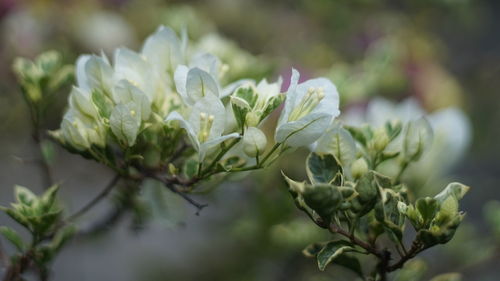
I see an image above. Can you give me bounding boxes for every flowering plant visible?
[1,25,469,281]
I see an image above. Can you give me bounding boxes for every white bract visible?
[276,69,340,147]
[60,109,106,150]
[166,93,239,161]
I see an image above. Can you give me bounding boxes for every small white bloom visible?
[166,94,239,161]
[276,69,340,147]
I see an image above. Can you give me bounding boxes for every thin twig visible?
[329,224,383,259]
[32,130,54,190]
[151,175,207,215]
[387,240,423,272]
[65,174,121,223]
[76,206,128,237]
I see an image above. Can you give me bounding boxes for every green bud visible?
[242,127,267,157]
[373,128,389,151]
[245,111,260,127]
[351,158,368,179]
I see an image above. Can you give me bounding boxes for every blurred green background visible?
[0,0,499,280]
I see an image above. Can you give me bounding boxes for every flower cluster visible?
[52,25,340,179]
[283,117,469,277]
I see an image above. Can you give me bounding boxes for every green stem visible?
[201,138,241,177]
[394,160,409,184]
[260,142,282,166]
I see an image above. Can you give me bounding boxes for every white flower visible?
[275,69,340,147]
[166,94,239,161]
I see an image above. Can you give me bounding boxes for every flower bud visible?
[242,127,267,157]
[373,128,389,151]
[351,158,369,179]
[245,111,260,127]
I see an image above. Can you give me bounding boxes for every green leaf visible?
[303,184,342,222]
[375,190,406,242]
[50,226,76,252]
[334,254,364,279]
[385,120,402,141]
[306,152,342,185]
[316,240,356,271]
[260,93,285,122]
[0,226,25,252]
[14,185,37,207]
[282,173,315,220]
[41,184,59,210]
[302,242,325,258]
[345,125,373,146]
[416,197,439,227]
[3,209,30,229]
[231,96,251,129]
[234,86,258,108]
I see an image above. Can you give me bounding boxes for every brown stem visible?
[65,174,121,223]
[152,175,207,215]
[386,240,423,272]
[329,224,383,259]
[2,251,32,281]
